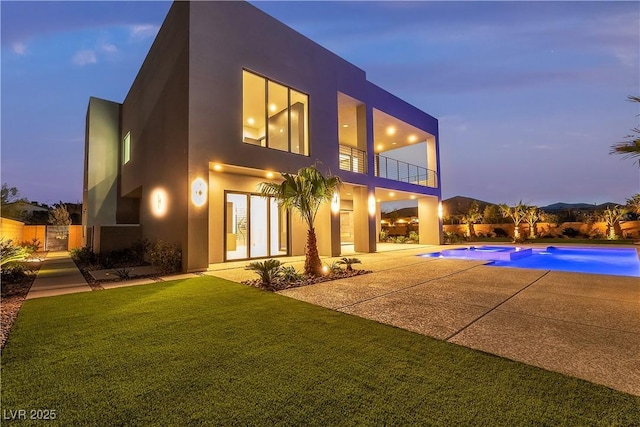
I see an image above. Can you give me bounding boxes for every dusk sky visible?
[1,1,638,207]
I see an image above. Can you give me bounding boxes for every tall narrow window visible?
[242,70,308,155]
[123,132,131,164]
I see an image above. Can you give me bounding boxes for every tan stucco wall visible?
[0,217,25,243]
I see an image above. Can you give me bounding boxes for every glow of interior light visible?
[269,104,277,112]
[342,124,349,128]
[213,164,222,171]
[376,144,383,151]
[408,134,418,143]
[410,195,416,199]
[386,126,396,136]
[247,117,255,125]
[191,178,207,207]
[389,192,395,197]
[150,187,169,218]
[368,195,376,216]
[331,190,340,214]
[266,171,274,179]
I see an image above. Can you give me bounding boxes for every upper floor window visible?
[242,70,308,156]
[123,131,131,164]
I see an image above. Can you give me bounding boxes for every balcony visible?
[375,154,437,188]
[339,145,366,174]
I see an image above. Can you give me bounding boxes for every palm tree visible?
[499,201,527,241]
[601,205,628,240]
[626,194,640,216]
[460,201,482,238]
[258,165,342,276]
[610,96,640,159]
[524,206,542,239]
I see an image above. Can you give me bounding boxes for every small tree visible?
[482,205,501,224]
[460,201,482,238]
[601,206,628,240]
[499,201,527,241]
[626,194,640,216]
[258,165,341,276]
[49,203,72,225]
[524,206,542,239]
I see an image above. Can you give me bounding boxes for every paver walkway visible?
[27,251,92,299]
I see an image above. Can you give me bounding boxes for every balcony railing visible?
[375,154,437,188]
[339,145,366,174]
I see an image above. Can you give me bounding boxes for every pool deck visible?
[211,243,640,396]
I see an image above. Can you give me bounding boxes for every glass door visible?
[225,192,289,261]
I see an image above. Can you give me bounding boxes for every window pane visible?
[250,195,268,258]
[226,193,248,260]
[290,90,308,155]
[267,81,289,152]
[269,198,287,256]
[243,71,266,147]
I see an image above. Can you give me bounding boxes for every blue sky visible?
[1,1,638,207]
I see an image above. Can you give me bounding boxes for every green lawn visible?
[2,277,638,426]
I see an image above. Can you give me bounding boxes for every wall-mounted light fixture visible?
[368,195,376,216]
[331,190,340,214]
[151,188,168,218]
[191,178,207,207]
[438,201,443,220]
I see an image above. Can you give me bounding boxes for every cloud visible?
[12,42,26,55]
[99,42,118,54]
[72,49,97,66]
[129,24,160,41]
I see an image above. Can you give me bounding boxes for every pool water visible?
[422,246,640,277]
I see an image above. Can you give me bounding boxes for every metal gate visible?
[46,226,69,251]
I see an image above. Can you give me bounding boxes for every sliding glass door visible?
[225,192,288,261]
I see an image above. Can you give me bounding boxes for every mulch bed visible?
[243,269,372,292]
[1,260,43,351]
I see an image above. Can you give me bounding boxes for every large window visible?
[242,70,308,156]
[225,192,288,261]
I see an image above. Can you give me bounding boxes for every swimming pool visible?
[422,246,640,277]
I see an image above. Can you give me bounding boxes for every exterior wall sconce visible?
[438,201,443,219]
[151,188,168,218]
[191,178,207,207]
[368,195,376,216]
[331,190,340,214]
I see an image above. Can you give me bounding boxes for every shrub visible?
[443,231,462,244]
[408,231,419,242]
[280,265,304,282]
[150,241,182,274]
[562,227,580,238]
[338,257,361,271]
[1,238,29,268]
[492,228,509,238]
[325,261,343,274]
[245,259,283,285]
[70,246,97,265]
[111,267,132,280]
[19,238,41,254]
[379,230,388,242]
[396,236,409,244]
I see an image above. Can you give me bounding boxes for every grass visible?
[2,277,638,426]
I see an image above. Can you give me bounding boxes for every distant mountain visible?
[442,196,494,216]
[540,202,619,212]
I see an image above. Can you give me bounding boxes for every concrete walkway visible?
[27,251,92,299]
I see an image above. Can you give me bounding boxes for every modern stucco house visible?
[83,1,442,272]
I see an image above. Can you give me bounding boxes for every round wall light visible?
[191,178,207,207]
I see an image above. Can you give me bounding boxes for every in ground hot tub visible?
[435,246,532,261]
